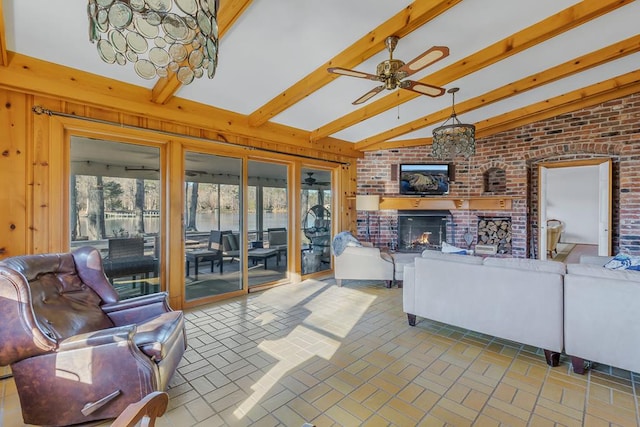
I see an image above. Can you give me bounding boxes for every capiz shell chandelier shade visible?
[88,0,219,85]
[432,88,476,159]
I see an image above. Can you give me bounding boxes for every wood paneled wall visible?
[0,88,358,309]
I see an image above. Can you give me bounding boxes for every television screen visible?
[399,163,450,195]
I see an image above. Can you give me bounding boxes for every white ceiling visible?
[3,0,639,146]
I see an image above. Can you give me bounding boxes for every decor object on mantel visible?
[432,88,476,159]
[356,194,380,244]
[88,0,219,85]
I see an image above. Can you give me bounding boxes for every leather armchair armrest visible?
[102,292,172,326]
[58,325,136,352]
[103,292,169,312]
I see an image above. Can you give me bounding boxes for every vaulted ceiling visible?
[1,0,639,157]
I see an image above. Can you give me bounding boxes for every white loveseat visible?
[334,246,394,287]
[403,250,566,366]
[564,255,640,374]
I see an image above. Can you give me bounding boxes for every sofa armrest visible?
[58,325,136,352]
[334,246,394,282]
[102,292,172,326]
[565,271,640,373]
[402,264,416,316]
[342,246,385,258]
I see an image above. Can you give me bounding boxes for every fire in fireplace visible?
[397,210,451,252]
[415,232,432,245]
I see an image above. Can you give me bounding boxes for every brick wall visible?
[357,91,640,257]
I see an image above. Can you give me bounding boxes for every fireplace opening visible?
[397,210,451,252]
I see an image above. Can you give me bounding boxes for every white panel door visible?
[598,160,612,256]
[539,159,611,260]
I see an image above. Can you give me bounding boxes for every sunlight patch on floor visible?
[233,281,377,420]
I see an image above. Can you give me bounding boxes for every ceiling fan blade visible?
[353,85,385,105]
[400,80,446,97]
[396,46,449,78]
[327,67,382,82]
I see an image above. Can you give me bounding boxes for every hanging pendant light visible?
[87,0,219,85]
[432,88,476,159]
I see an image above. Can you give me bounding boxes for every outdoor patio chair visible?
[186,230,224,279]
[221,230,240,263]
[267,227,287,261]
[102,237,157,284]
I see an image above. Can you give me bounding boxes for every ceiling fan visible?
[303,172,330,187]
[328,36,449,105]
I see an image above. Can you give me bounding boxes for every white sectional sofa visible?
[564,255,640,374]
[403,250,566,366]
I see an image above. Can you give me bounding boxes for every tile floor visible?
[1,278,639,426]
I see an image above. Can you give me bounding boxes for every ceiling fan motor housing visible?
[377,59,405,89]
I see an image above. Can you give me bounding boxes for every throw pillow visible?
[603,253,640,271]
[441,241,469,255]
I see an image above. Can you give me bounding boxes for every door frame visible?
[538,158,612,260]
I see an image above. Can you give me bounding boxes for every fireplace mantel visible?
[377,196,512,211]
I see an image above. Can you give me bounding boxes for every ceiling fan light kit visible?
[87,0,220,85]
[432,88,476,159]
[328,36,449,105]
[303,172,330,187]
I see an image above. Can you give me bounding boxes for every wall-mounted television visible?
[399,163,451,195]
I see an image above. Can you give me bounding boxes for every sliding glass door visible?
[69,137,162,299]
[184,151,243,301]
[301,168,332,274]
[247,160,288,287]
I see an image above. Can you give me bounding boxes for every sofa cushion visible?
[568,263,640,283]
[603,253,640,271]
[579,255,615,265]
[1,253,116,339]
[483,257,566,275]
[421,250,483,265]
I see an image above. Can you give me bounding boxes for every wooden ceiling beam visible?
[312,0,632,143]
[356,33,640,150]
[368,70,640,151]
[0,52,361,160]
[246,0,463,128]
[0,0,7,66]
[150,0,254,105]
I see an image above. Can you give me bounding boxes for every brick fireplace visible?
[354,92,640,258]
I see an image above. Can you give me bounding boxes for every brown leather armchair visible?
[0,247,187,426]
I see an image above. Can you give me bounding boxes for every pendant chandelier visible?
[432,88,476,159]
[87,0,219,85]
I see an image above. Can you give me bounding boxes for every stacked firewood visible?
[477,218,512,254]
